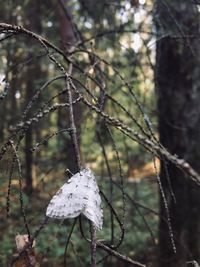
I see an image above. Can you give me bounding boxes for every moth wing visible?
[46,168,103,229]
[46,174,86,219]
[83,199,103,230]
[82,169,103,230]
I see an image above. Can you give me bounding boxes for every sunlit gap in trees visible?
[119,0,152,53]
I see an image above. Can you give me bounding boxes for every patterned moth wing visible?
[46,172,86,219]
[46,168,103,230]
[81,169,103,230]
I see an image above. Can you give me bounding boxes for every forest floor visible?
[0,163,158,267]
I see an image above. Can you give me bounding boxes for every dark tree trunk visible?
[57,0,82,173]
[24,74,33,195]
[0,6,16,143]
[155,1,200,266]
[10,67,17,125]
[24,0,42,194]
[0,98,6,142]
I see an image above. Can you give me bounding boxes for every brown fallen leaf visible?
[11,235,38,267]
[11,249,37,267]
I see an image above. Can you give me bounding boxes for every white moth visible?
[46,168,103,230]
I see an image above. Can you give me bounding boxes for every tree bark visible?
[57,0,82,174]
[24,0,42,194]
[155,1,200,266]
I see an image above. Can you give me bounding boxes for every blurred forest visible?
[0,0,200,267]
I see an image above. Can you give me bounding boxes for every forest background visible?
[0,1,200,267]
